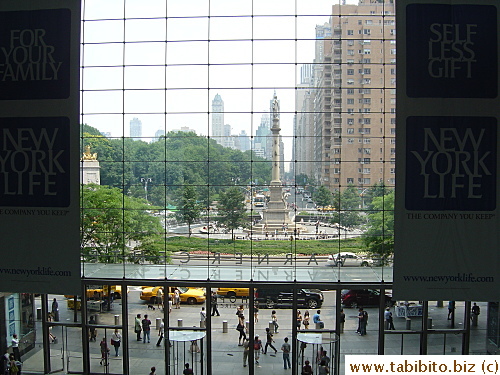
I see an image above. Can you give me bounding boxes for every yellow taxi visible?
[217,287,249,298]
[140,286,206,305]
[65,285,127,300]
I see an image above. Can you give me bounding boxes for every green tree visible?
[314,185,332,208]
[331,185,362,228]
[217,186,246,241]
[362,191,395,262]
[81,184,164,263]
[175,185,203,238]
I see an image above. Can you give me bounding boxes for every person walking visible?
[149,366,156,375]
[271,310,279,333]
[254,303,259,323]
[384,307,395,330]
[296,310,303,330]
[253,335,262,364]
[134,314,142,341]
[318,359,330,375]
[237,314,247,346]
[174,289,181,309]
[89,316,97,342]
[242,338,250,367]
[110,329,121,356]
[51,298,59,322]
[11,335,20,362]
[99,337,109,365]
[200,307,206,325]
[263,327,277,354]
[448,301,455,320]
[339,309,346,333]
[281,337,291,369]
[358,308,368,336]
[211,292,220,316]
[142,314,152,343]
[303,310,310,329]
[157,319,164,347]
[471,303,481,326]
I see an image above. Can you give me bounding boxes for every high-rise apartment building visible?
[300,1,396,192]
[211,94,224,145]
[130,117,142,140]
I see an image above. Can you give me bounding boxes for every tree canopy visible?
[217,186,247,241]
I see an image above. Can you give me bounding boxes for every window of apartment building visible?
[390,168,396,174]
[347,78,354,85]
[362,29,371,35]
[362,78,371,84]
[363,49,371,54]
[363,118,371,124]
[347,138,354,144]
[363,108,371,113]
[391,78,396,85]
[390,98,396,105]
[365,20,373,25]
[347,59,355,65]
[358,178,371,184]
[362,40,371,45]
[333,178,340,184]
[388,178,396,185]
[363,138,371,144]
[361,58,371,64]
[358,148,371,154]
[333,158,341,164]
[347,49,354,55]
[358,20,362,25]
[347,178,354,184]
[391,108,396,113]
[390,138,396,144]
[363,68,371,74]
[348,40,354,46]
[391,148,396,155]
[358,158,371,164]
[359,128,371,134]
[347,108,354,114]
[347,69,354,75]
[391,158,396,164]
[390,127,396,134]
[347,119,354,126]
[347,128,354,134]
[347,99,354,104]
[390,48,396,54]
[334,128,342,134]
[347,89,354,94]
[360,88,371,94]
[347,30,354,35]
[390,68,396,75]
[361,98,371,104]
[333,168,341,174]
[359,168,371,174]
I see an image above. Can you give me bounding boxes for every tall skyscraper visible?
[254,112,270,159]
[211,94,224,145]
[130,117,142,140]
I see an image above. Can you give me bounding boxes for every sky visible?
[80,0,358,161]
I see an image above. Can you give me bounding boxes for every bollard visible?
[405,318,411,330]
[178,319,183,327]
[223,320,228,333]
[427,318,432,329]
[94,314,100,324]
[269,321,274,331]
[156,317,162,330]
[114,315,120,326]
[315,323,321,330]
[200,320,206,328]
[36,308,42,320]
[436,301,443,308]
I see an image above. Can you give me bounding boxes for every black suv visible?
[255,288,323,309]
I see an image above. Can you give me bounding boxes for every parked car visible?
[140,286,206,305]
[326,252,373,267]
[255,287,323,309]
[341,289,394,308]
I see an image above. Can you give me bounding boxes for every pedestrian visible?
[157,319,164,347]
[448,301,455,320]
[110,329,121,356]
[320,350,330,367]
[471,303,481,326]
[242,338,250,367]
[47,313,57,343]
[211,292,220,316]
[183,363,194,375]
[264,327,277,354]
[271,310,279,333]
[358,308,368,336]
[51,298,59,322]
[296,310,303,330]
[254,303,259,323]
[237,314,247,346]
[89,316,97,342]
[200,307,206,324]
[302,360,313,375]
[156,287,164,310]
[149,366,156,375]
[99,337,109,365]
[384,307,395,330]
[236,304,244,317]
[8,354,20,375]
[281,337,291,369]
[142,314,152,343]
[339,308,345,333]
[313,310,324,329]
[11,335,20,362]
[253,335,262,364]
[318,359,329,375]
[174,289,181,309]
[303,310,310,329]
[134,314,142,341]
[1,352,9,375]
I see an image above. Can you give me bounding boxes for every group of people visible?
[242,335,291,369]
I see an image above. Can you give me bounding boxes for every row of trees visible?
[81,124,272,208]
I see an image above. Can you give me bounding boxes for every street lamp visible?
[141,178,152,201]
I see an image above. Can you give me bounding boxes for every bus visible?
[253,194,266,207]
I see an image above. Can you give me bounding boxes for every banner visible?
[0,1,81,294]
[393,0,499,301]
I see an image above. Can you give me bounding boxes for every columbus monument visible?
[261,93,306,234]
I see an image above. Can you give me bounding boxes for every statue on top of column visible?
[272,93,280,120]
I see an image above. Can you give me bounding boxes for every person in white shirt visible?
[110,329,121,356]
[11,334,20,361]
